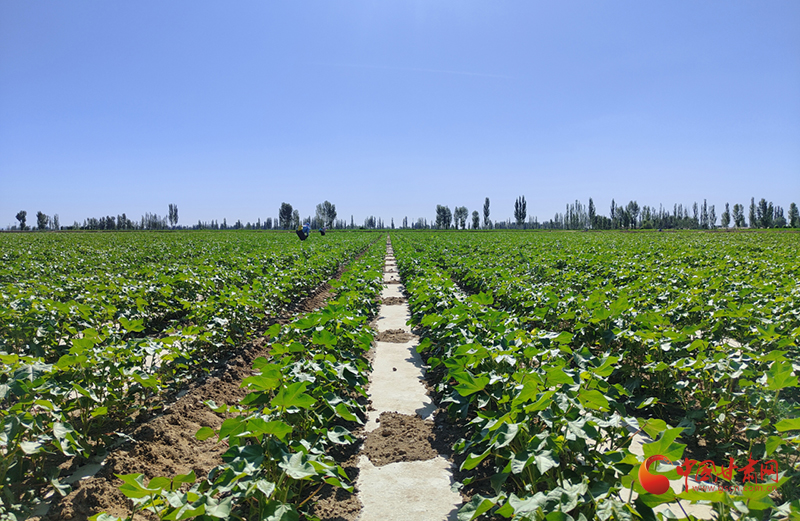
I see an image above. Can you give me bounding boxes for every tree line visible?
[8,196,799,232]
[425,196,799,230]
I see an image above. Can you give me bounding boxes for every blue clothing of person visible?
[302,223,310,235]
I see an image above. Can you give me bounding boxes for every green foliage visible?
[0,231,376,517]
[392,230,799,520]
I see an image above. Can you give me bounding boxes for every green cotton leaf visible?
[578,389,610,411]
[119,316,145,333]
[255,479,276,498]
[148,476,171,491]
[205,496,233,518]
[524,390,556,412]
[326,425,354,445]
[462,450,490,471]
[55,354,88,370]
[271,382,315,410]
[90,406,108,418]
[279,452,318,480]
[71,336,98,351]
[132,373,158,389]
[592,356,619,378]
[766,361,799,391]
[263,501,300,521]
[775,418,800,432]
[491,422,520,449]
[453,371,490,397]
[195,427,216,441]
[247,418,293,441]
[765,436,784,455]
[415,337,433,353]
[218,417,247,441]
[312,329,337,346]
[554,331,573,344]
[546,367,575,387]
[639,418,668,440]
[292,317,317,331]
[609,297,629,317]
[51,477,72,497]
[510,451,534,475]
[534,450,559,474]
[116,473,153,499]
[504,493,548,517]
[642,427,686,462]
[170,504,206,520]
[334,403,360,422]
[512,380,540,406]
[242,365,282,391]
[172,470,196,490]
[471,292,494,306]
[20,440,43,455]
[457,494,497,521]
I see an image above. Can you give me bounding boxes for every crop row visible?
[391,231,799,521]
[94,235,387,521]
[0,231,377,519]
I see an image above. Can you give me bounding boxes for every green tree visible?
[610,199,617,229]
[315,201,337,228]
[291,209,300,229]
[514,196,527,227]
[435,205,452,229]
[789,202,799,227]
[588,198,596,228]
[454,206,468,229]
[168,203,179,228]
[756,198,773,228]
[279,203,293,229]
[626,200,640,228]
[483,197,491,228]
[471,210,480,230]
[733,203,745,227]
[773,206,787,227]
[748,197,756,228]
[36,211,48,230]
[15,210,27,230]
[720,203,730,228]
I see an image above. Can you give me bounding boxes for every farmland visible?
[1,230,799,520]
[391,230,800,520]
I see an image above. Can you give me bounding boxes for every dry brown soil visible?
[374,329,415,343]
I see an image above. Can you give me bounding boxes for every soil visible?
[41,341,267,521]
[375,329,415,343]
[307,438,364,521]
[385,279,401,284]
[362,412,455,466]
[381,296,406,305]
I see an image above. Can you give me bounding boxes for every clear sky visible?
[1,1,799,228]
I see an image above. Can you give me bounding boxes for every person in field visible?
[296,222,311,241]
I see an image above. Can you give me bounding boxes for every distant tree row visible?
[10,197,799,232]
[425,196,799,230]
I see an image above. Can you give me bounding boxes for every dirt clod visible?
[375,329,415,343]
[361,412,449,467]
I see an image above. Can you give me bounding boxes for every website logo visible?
[639,455,671,495]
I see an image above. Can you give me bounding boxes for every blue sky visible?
[1,1,798,227]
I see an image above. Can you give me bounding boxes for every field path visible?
[355,239,462,521]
